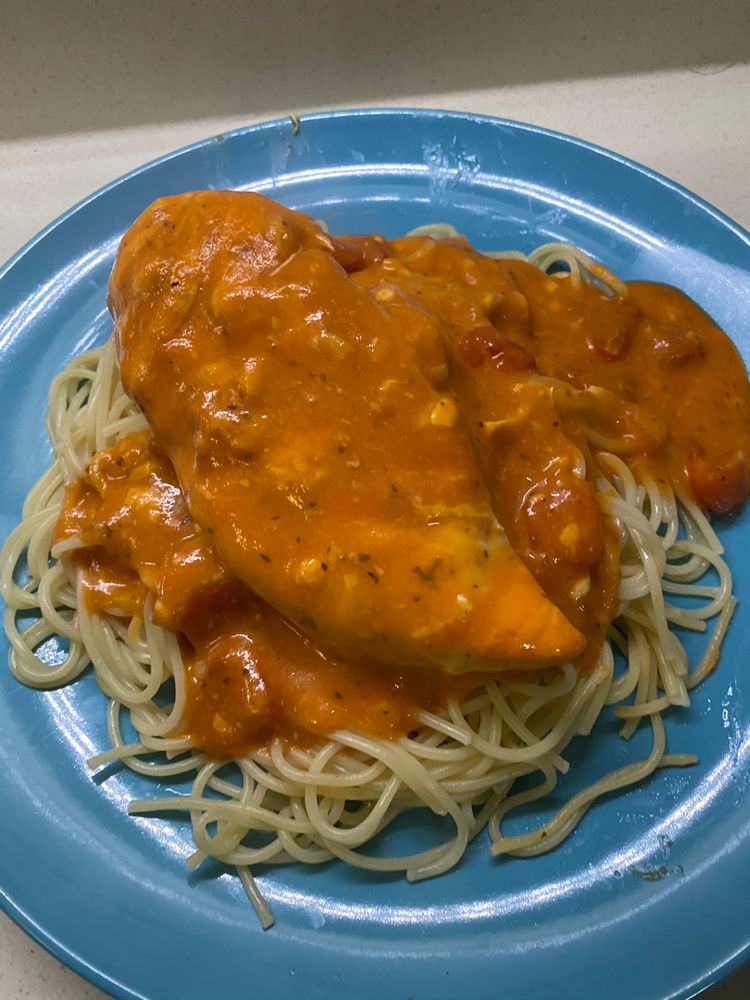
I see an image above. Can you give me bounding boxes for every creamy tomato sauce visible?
[56,433,483,756]
[56,191,750,757]
[109,193,582,674]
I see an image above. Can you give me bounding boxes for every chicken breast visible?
[109,191,584,673]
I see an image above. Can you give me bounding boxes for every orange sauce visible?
[109,192,583,674]
[56,192,750,757]
[56,433,483,756]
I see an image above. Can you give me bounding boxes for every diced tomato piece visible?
[458,325,536,372]
[686,448,748,513]
[585,297,640,359]
[330,234,390,273]
[644,319,705,365]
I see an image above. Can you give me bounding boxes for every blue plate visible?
[1,109,749,1000]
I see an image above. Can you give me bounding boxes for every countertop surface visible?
[1,1,748,997]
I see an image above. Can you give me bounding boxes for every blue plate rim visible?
[1,106,749,1000]
[1,107,748,286]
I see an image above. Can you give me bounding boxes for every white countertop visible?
[1,1,749,997]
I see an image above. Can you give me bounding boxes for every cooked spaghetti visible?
[2,193,748,928]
